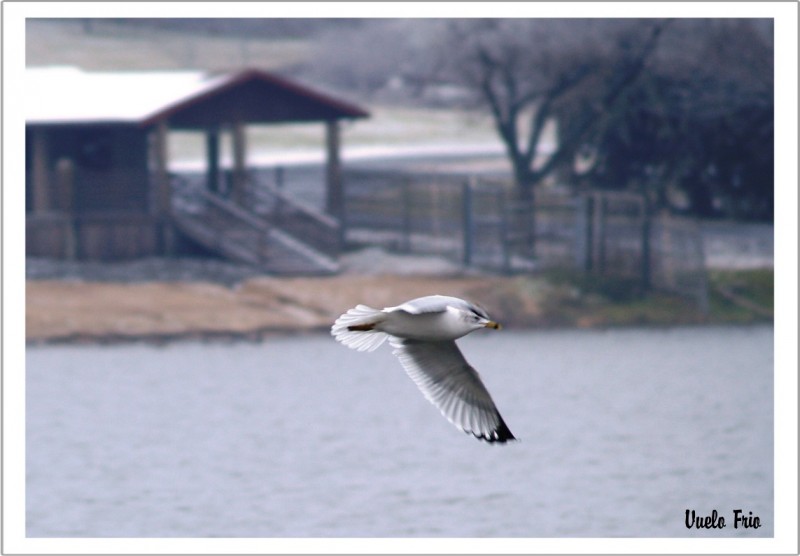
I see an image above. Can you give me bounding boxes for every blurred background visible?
[25,17,774,539]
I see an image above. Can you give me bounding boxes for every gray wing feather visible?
[389,337,515,443]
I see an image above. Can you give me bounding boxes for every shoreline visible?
[26,269,773,346]
[26,319,774,348]
[24,274,518,345]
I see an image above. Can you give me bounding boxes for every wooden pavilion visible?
[25,66,368,273]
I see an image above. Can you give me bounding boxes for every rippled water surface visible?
[27,326,773,537]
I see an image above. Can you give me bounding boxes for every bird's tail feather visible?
[331,305,388,352]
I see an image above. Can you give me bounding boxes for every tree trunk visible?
[512,163,537,258]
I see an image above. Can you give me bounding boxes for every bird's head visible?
[462,305,502,331]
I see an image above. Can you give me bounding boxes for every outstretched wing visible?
[390,338,516,443]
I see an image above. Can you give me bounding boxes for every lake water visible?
[27,325,773,538]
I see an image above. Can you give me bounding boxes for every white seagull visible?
[331,295,516,443]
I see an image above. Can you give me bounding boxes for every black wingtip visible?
[494,418,517,443]
[472,415,517,444]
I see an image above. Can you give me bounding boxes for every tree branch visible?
[531,21,671,184]
[477,46,523,163]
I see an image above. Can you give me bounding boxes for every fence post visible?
[528,191,536,259]
[581,194,594,272]
[692,221,710,315]
[595,193,606,274]
[401,178,412,253]
[462,179,474,267]
[500,187,511,274]
[640,194,652,292]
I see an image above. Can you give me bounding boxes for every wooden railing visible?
[172,180,270,265]
[170,174,339,274]
[247,177,342,257]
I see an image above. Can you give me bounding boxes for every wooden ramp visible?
[171,178,340,276]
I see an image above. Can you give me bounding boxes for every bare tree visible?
[436,19,670,198]
[304,17,772,220]
[564,19,773,220]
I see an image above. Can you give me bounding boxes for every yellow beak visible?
[484,320,502,330]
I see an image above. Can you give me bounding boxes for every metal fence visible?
[342,169,464,258]
[342,170,577,272]
[650,216,709,312]
[342,169,709,309]
[575,192,709,310]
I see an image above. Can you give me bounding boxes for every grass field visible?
[27,19,506,163]
[169,106,502,167]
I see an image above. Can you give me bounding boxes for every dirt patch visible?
[26,275,527,344]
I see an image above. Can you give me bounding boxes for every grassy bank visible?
[520,268,774,329]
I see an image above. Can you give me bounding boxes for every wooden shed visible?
[25,66,368,273]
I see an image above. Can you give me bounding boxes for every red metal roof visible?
[26,67,369,128]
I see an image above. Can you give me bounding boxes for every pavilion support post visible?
[206,126,220,194]
[55,158,77,260]
[231,120,247,206]
[31,128,51,214]
[324,120,343,221]
[152,121,175,255]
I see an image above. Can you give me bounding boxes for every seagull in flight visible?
[331,295,516,443]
